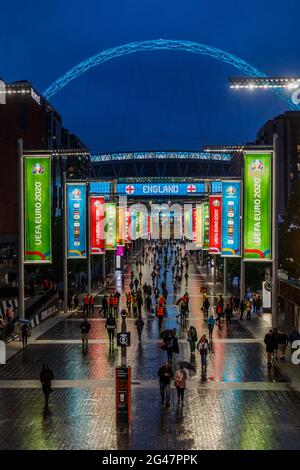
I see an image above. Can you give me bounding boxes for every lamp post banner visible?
[202,202,210,250]
[209,195,222,254]
[24,156,51,263]
[105,203,117,250]
[67,183,87,258]
[221,181,241,257]
[90,196,105,254]
[243,152,272,261]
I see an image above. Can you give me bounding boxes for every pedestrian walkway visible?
[1,242,300,450]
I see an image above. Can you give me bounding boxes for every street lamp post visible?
[272,134,279,328]
[63,170,68,313]
[18,139,25,320]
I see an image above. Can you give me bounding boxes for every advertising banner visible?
[24,156,51,263]
[105,203,117,250]
[117,182,205,197]
[209,195,222,254]
[244,152,272,261]
[184,207,193,240]
[202,202,210,250]
[221,181,241,257]
[90,196,105,254]
[67,183,87,258]
[195,204,203,248]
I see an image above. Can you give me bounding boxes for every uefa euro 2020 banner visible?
[105,203,117,250]
[24,156,51,263]
[244,152,271,261]
[67,183,87,258]
[90,196,105,254]
[221,181,241,257]
[209,195,222,255]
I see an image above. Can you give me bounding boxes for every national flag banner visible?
[202,202,210,250]
[243,152,272,261]
[117,206,126,246]
[104,203,117,250]
[221,181,241,257]
[24,155,52,263]
[209,195,222,254]
[130,209,137,240]
[67,183,87,258]
[90,196,105,254]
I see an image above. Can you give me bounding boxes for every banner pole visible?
[63,170,68,313]
[87,188,92,295]
[272,134,279,328]
[18,139,25,320]
[240,169,245,301]
[223,257,227,297]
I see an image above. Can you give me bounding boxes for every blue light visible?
[89,181,110,194]
[43,39,299,110]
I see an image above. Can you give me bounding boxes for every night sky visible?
[1,0,300,153]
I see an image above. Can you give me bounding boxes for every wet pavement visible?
[1,244,300,450]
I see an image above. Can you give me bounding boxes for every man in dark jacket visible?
[157,362,173,408]
[264,329,276,367]
[79,319,91,351]
[135,316,144,342]
[40,364,54,407]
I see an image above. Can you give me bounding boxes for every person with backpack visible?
[157,362,173,408]
[187,326,198,356]
[79,319,91,351]
[105,313,117,346]
[208,315,215,340]
[202,297,210,320]
[197,335,210,378]
[174,364,187,406]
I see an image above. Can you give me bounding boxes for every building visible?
[0,79,89,283]
[256,111,300,216]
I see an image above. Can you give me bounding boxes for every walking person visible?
[79,318,91,351]
[277,330,289,360]
[89,295,95,315]
[165,329,179,365]
[21,322,30,349]
[197,335,210,379]
[225,304,232,327]
[208,314,215,341]
[264,329,276,367]
[105,313,117,346]
[246,299,252,320]
[157,362,173,408]
[135,315,144,342]
[184,271,189,286]
[40,364,54,408]
[174,365,187,406]
[216,303,223,329]
[157,304,164,330]
[99,295,108,317]
[83,294,89,317]
[187,326,198,356]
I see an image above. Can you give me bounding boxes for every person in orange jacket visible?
[89,295,95,315]
[83,294,90,317]
[157,305,165,330]
[113,294,119,318]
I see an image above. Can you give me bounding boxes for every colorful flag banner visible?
[244,152,272,261]
[24,155,52,263]
[221,181,241,257]
[202,202,210,250]
[104,203,117,250]
[90,196,105,254]
[67,183,87,258]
